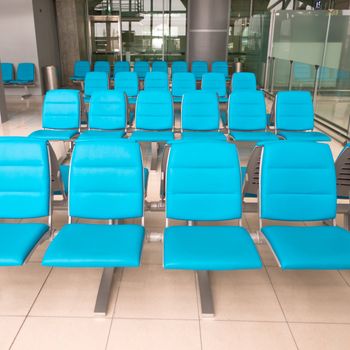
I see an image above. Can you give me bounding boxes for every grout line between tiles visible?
[194,271,204,350]
[338,270,350,287]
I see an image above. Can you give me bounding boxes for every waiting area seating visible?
[152,60,168,73]
[70,60,90,82]
[144,72,169,90]
[1,62,14,83]
[134,61,150,80]
[191,60,208,81]
[172,60,188,75]
[231,72,257,91]
[114,71,139,105]
[84,71,109,103]
[171,72,196,103]
[94,61,111,76]
[211,61,229,80]
[201,72,228,103]
[114,61,130,74]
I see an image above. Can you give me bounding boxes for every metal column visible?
[94,268,115,315]
[197,271,214,317]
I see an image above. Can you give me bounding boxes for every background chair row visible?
[1,62,35,85]
[1,138,350,316]
[70,60,232,82]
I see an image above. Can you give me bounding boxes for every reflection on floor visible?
[0,96,349,350]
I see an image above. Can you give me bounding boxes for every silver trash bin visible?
[43,65,59,91]
[234,61,242,73]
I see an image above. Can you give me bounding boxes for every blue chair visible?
[275,91,330,142]
[114,61,130,74]
[114,71,139,104]
[0,137,51,266]
[94,61,110,76]
[30,89,80,141]
[131,90,174,142]
[11,62,35,84]
[78,91,126,140]
[231,72,256,91]
[42,140,145,313]
[260,141,350,269]
[164,141,262,315]
[134,61,150,80]
[152,60,168,73]
[201,72,228,102]
[172,60,188,75]
[181,91,226,140]
[1,63,14,84]
[70,61,91,81]
[84,72,109,103]
[228,90,279,142]
[144,72,169,90]
[191,61,208,81]
[211,61,229,80]
[171,72,196,103]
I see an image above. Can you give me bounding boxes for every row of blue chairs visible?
[28,88,329,143]
[71,60,230,82]
[1,62,35,85]
[1,137,350,315]
[83,71,256,103]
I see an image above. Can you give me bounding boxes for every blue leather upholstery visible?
[94,60,110,75]
[30,129,79,141]
[114,61,130,73]
[11,63,35,84]
[152,60,168,73]
[262,225,350,269]
[181,91,219,131]
[69,140,144,219]
[0,223,49,266]
[166,141,242,220]
[211,61,229,79]
[180,131,226,141]
[131,131,174,142]
[1,63,14,83]
[231,72,256,91]
[260,141,336,221]
[164,141,262,271]
[84,72,109,102]
[70,60,90,81]
[78,130,125,140]
[191,61,208,80]
[228,90,279,141]
[133,90,173,130]
[42,224,144,267]
[201,73,227,100]
[277,131,331,142]
[87,90,127,130]
[144,72,169,90]
[114,72,139,103]
[164,226,262,270]
[172,73,196,101]
[134,61,150,79]
[172,61,188,75]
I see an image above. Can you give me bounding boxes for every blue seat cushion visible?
[164,226,262,270]
[219,96,228,103]
[173,96,182,103]
[181,132,226,141]
[130,131,174,142]
[0,223,49,266]
[70,76,84,81]
[262,225,350,269]
[230,131,279,142]
[42,224,145,267]
[78,130,125,141]
[277,131,331,142]
[128,97,137,105]
[10,80,34,84]
[29,129,79,141]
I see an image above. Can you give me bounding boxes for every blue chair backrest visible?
[181,91,219,131]
[16,63,35,82]
[144,72,169,90]
[42,89,80,129]
[228,90,267,131]
[94,61,110,75]
[260,141,336,221]
[1,63,14,82]
[172,72,196,97]
[0,137,50,219]
[231,72,256,90]
[134,61,150,79]
[73,61,90,79]
[201,73,227,97]
[84,72,109,98]
[275,91,314,131]
[152,61,168,73]
[88,91,127,130]
[114,72,139,97]
[191,61,208,80]
[135,90,173,130]
[69,140,144,220]
[166,141,242,221]
[172,61,188,75]
[114,61,130,73]
[211,61,229,78]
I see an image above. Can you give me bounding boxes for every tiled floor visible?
[0,96,349,350]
